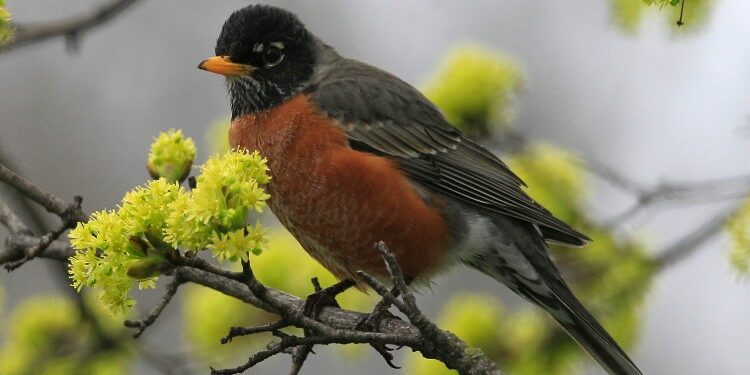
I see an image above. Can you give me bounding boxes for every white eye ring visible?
[263,46,284,67]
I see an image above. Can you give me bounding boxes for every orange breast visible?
[229,95,450,282]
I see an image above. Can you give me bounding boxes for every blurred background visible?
[1,1,749,374]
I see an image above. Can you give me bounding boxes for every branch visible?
[1,0,144,53]
[172,258,501,374]
[1,233,74,263]
[221,320,290,344]
[186,242,501,375]
[0,162,86,222]
[0,196,31,234]
[124,274,184,338]
[654,206,740,270]
[582,158,750,228]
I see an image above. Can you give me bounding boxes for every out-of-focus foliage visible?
[68,131,270,315]
[611,0,647,32]
[0,0,12,45]
[507,143,586,224]
[643,0,681,6]
[184,229,375,364]
[727,197,750,275]
[0,295,131,375]
[147,129,196,183]
[610,0,713,32]
[206,117,232,154]
[422,45,523,138]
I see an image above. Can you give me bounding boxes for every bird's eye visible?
[263,47,284,67]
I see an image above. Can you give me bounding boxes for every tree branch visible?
[1,0,144,53]
[1,233,74,263]
[654,206,740,270]
[183,243,502,375]
[0,162,86,222]
[0,196,31,234]
[124,274,184,338]
[598,172,750,228]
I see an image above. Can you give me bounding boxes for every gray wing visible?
[307,58,589,246]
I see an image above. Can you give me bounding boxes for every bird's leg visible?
[353,278,411,370]
[287,278,355,374]
[301,278,356,319]
[356,286,401,332]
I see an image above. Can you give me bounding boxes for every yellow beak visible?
[197,56,254,76]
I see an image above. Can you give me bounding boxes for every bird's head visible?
[199,5,318,118]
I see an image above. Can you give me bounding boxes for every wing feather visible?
[308,58,589,246]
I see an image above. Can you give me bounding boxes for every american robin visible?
[198,5,642,375]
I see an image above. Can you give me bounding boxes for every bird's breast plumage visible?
[229,94,451,282]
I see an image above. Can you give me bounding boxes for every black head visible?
[199,5,318,118]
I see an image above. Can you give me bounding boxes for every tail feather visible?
[462,216,643,375]
[525,276,642,375]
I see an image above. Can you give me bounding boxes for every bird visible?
[198,5,643,375]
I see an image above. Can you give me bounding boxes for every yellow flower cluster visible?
[69,131,271,315]
[164,150,270,255]
[146,129,196,183]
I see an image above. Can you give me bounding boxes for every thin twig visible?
[1,233,74,263]
[212,331,417,375]
[4,196,82,271]
[585,159,750,227]
[1,0,144,53]
[221,320,290,344]
[582,158,645,194]
[0,196,31,234]
[677,0,687,27]
[288,344,314,375]
[654,206,739,270]
[0,162,75,216]
[124,274,184,338]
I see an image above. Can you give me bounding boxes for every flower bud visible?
[147,129,196,183]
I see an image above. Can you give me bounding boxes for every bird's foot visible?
[355,298,400,331]
[354,290,403,369]
[301,278,355,320]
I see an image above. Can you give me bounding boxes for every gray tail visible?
[464,217,643,375]
[524,272,643,375]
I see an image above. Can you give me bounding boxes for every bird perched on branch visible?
[198,5,642,374]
